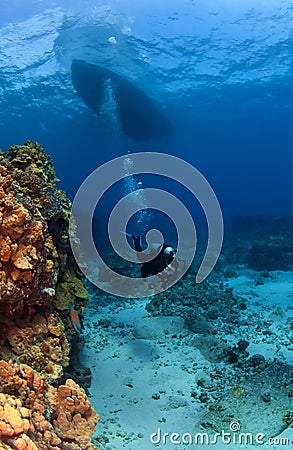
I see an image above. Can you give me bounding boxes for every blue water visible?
[1,0,292,235]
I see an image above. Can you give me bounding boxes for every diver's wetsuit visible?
[132,235,176,279]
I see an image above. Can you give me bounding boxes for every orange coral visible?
[0,141,88,319]
[0,312,69,380]
[0,360,47,449]
[50,379,99,449]
[0,393,32,437]
[0,142,99,449]
[0,360,99,450]
[0,161,56,315]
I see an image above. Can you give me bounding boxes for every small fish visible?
[68,302,82,334]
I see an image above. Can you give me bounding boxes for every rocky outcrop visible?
[247,233,293,271]
[0,141,99,449]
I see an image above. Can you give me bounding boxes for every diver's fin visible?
[120,231,133,238]
[132,234,143,252]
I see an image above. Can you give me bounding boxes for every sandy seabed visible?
[81,269,293,450]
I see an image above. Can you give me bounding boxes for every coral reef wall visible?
[0,142,99,449]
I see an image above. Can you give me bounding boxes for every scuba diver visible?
[131,234,179,289]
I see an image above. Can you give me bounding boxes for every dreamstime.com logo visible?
[149,423,292,446]
[69,152,223,297]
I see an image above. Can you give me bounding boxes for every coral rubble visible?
[0,142,99,449]
[146,274,247,335]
